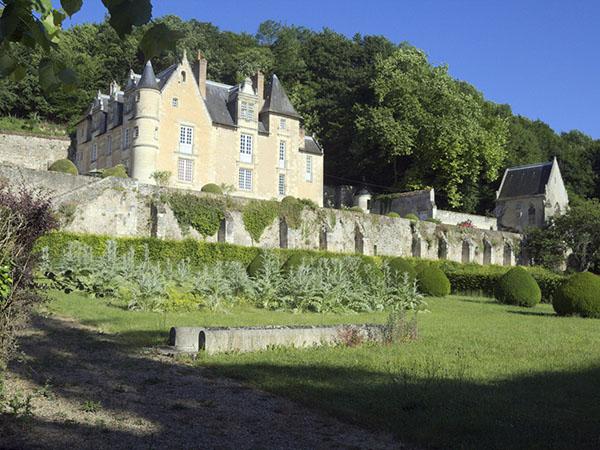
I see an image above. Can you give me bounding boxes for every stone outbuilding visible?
[495,157,569,233]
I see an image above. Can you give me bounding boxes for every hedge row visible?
[35,232,380,268]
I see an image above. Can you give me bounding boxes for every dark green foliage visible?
[425,218,442,224]
[247,252,270,278]
[200,183,223,195]
[349,206,364,213]
[389,257,416,281]
[386,212,400,218]
[278,196,304,229]
[242,199,280,242]
[405,214,419,221]
[48,159,78,175]
[553,272,600,317]
[494,267,541,307]
[414,261,430,274]
[417,266,450,297]
[166,192,225,238]
[281,196,297,204]
[101,165,128,178]
[281,252,311,274]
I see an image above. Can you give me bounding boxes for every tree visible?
[354,46,508,208]
[0,0,181,93]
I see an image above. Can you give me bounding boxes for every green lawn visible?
[43,290,600,449]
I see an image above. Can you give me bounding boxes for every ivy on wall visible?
[166,192,226,238]
[242,199,280,242]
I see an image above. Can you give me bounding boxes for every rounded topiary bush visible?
[281,195,297,204]
[281,252,311,274]
[553,272,600,317]
[48,158,78,175]
[101,164,128,178]
[201,183,223,195]
[405,213,419,221]
[417,266,450,297]
[349,206,364,213]
[413,261,431,274]
[247,253,265,278]
[494,267,541,307]
[389,257,417,282]
[386,212,401,218]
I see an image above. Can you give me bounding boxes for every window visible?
[305,155,312,181]
[278,174,285,195]
[179,126,193,153]
[135,92,140,102]
[240,134,252,163]
[172,97,178,107]
[133,126,139,139]
[91,143,97,162]
[238,168,252,191]
[123,129,130,148]
[154,127,159,140]
[280,118,286,129]
[177,158,193,182]
[107,136,112,155]
[279,141,285,168]
[240,102,255,121]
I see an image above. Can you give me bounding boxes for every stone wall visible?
[435,210,498,230]
[1,166,522,266]
[0,131,72,171]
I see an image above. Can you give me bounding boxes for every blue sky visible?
[68,0,599,139]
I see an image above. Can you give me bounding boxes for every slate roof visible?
[496,162,553,201]
[300,136,323,155]
[137,61,159,90]
[205,81,236,127]
[261,75,302,119]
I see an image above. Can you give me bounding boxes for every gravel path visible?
[1,314,407,449]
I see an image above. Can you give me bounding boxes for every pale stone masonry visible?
[0,131,71,170]
[74,51,324,206]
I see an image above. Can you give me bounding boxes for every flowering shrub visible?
[457,219,473,228]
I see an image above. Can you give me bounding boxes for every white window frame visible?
[123,128,130,149]
[177,158,193,183]
[241,102,255,121]
[305,155,313,182]
[279,141,286,168]
[238,168,252,191]
[133,126,139,139]
[240,134,253,163]
[91,143,97,162]
[179,125,193,154]
[278,173,285,196]
[107,136,112,155]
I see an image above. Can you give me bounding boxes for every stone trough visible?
[168,324,384,355]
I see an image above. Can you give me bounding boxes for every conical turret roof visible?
[137,61,159,90]
[260,75,301,119]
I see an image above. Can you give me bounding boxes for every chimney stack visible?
[194,50,207,98]
[252,71,264,107]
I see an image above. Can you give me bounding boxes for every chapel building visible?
[74,51,324,205]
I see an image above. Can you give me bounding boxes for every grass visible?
[42,290,600,449]
[0,115,67,137]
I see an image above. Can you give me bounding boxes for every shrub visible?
[150,170,171,186]
[405,213,419,221]
[279,196,304,229]
[201,183,223,195]
[414,261,430,274]
[386,212,401,218]
[417,266,450,297]
[247,252,267,278]
[48,159,78,175]
[553,272,600,317]
[349,206,364,213]
[389,257,417,282]
[281,196,297,204]
[166,193,225,238]
[242,199,279,242]
[281,252,310,274]
[101,164,128,178]
[494,267,541,307]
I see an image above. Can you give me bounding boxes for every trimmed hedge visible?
[417,266,450,297]
[48,159,78,175]
[405,213,419,221]
[494,267,541,307]
[200,183,223,195]
[553,272,600,317]
[101,164,128,178]
[349,206,364,213]
[386,212,401,218]
[389,257,417,281]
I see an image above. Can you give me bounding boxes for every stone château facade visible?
[74,51,324,206]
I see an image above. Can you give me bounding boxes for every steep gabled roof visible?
[205,81,236,127]
[300,136,323,155]
[137,61,159,90]
[260,75,301,119]
[496,162,553,201]
[156,64,178,90]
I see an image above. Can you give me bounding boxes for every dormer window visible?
[172,97,178,107]
[241,102,254,121]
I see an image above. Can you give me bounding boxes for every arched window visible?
[462,241,471,263]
